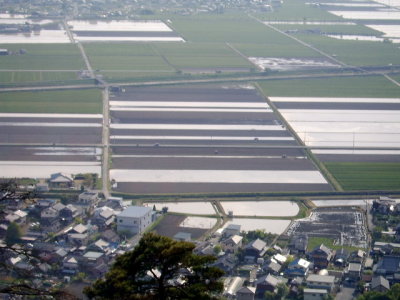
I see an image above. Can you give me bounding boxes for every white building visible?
[117,206,153,234]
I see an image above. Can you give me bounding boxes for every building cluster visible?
[1,0,281,19]
[0,173,157,289]
[191,218,399,299]
[1,174,400,299]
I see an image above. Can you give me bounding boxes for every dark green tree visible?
[84,232,224,300]
[357,283,400,300]
[5,222,21,246]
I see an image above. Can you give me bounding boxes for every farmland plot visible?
[109,85,331,194]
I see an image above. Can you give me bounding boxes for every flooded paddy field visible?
[312,198,373,207]
[144,201,215,215]
[109,85,331,194]
[114,182,332,194]
[220,201,298,217]
[223,218,291,234]
[0,146,101,161]
[111,156,314,171]
[68,20,183,42]
[0,15,69,44]
[248,57,340,71]
[0,114,102,144]
[0,146,102,179]
[270,97,400,148]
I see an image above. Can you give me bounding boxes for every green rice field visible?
[257,75,400,98]
[0,44,84,70]
[0,89,102,114]
[325,162,400,191]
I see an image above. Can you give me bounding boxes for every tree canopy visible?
[357,283,400,300]
[5,222,22,246]
[84,232,224,300]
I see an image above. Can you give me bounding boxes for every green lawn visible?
[307,237,363,252]
[325,162,400,191]
[0,89,102,114]
[257,75,400,98]
[0,44,84,70]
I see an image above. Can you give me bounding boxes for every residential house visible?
[36,198,57,211]
[371,276,390,292]
[49,173,73,189]
[309,244,334,269]
[372,198,396,214]
[285,258,311,278]
[236,286,256,300]
[289,234,308,254]
[373,242,400,255]
[255,274,284,297]
[60,204,80,223]
[54,248,68,263]
[100,229,120,244]
[334,248,350,266]
[88,239,111,253]
[244,239,267,261]
[224,276,244,298]
[77,191,100,214]
[303,288,328,300]
[5,210,27,225]
[116,206,153,234]
[5,197,24,210]
[347,263,362,281]
[101,197,124,211]
[70,224,88,235]
[35,183,49,192]
[32,242,56,263]
[272,253,287,265]
[223,224,241,238]
[67,233,89,246]
[306,274,335,292]
[0,224,8,238]
[375,255,400,279]
[81,251,108,277]
[40,207,61,232]
[212,254,237,275]
[266,260,281,275]
[349,249,366,263]
[62,256,79,275]
[221,235,243,253]
[91,207,115,230]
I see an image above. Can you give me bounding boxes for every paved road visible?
[101,88,110,198]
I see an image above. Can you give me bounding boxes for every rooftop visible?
[306,274,335,284]
[118,206,152,218]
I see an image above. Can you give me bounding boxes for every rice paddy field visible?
[269,96,400,191]
[1,0,400,195]
[0,89,103,179]
[0,90,102,113]
[109,84,332,194]
[325,162,400,191]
